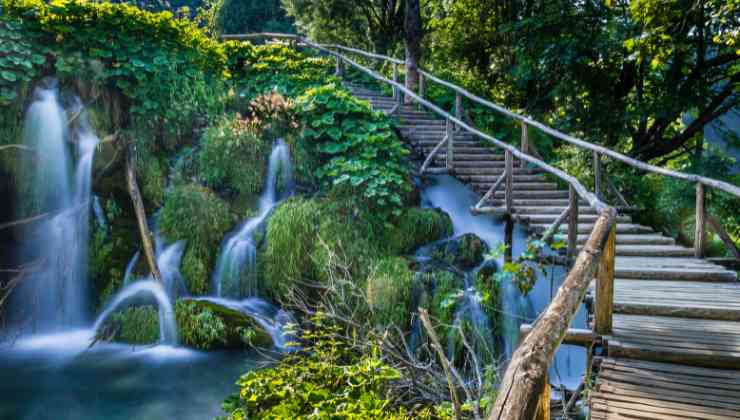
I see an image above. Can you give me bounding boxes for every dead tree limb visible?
[125,143,162,283]
[0,144,34,153]
[419,308,462,420]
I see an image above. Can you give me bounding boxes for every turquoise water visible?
[0,332,263,420]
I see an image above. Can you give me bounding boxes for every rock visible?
[180,298,274,348]
[428,233,489,270]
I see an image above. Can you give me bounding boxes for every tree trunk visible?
[404,0,423,104]
[125,143,162,283]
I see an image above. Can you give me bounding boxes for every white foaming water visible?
[123,251,141,286]
[12,87,98,332]
[213,139,293,298]
[92,195,107,231]
[93,280,178,346]
[192,297,294,350]
[154,234,187,299]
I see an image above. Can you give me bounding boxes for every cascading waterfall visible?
[12,86,97,332]
[93,280,178,345]
[154,235,187,299]
[213,139,293,298]
[123,251,141,287]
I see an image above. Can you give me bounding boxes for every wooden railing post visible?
[505,150,514,214]
[392,63,399,102]
[520,121,530,168]
[446,117,454,171]
[695,182,706,258]
[593,151,603,200]
[335,56,344,78]
[568,186,579,258]
[419,72,426,100]
[454,93,462,131]
[534,376,551,420]
[594,222,616,335]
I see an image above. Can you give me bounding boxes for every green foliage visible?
[106,299,271,350]
[0,17,48,105]
[198,113,269,197]
[220,313,439,419]
[110,305,160,344]
[385,208,453,255]
[216,0,294,35]
[297,84,412,216]
[366,257,414,327]
[2,0,226,131]
[225,41,335,102]
[158,183,233,294]
[261,198,322,299]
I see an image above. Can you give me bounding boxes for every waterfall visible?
[123,251,141,286]
[93,280,178,346]
[154,234,187,299]
[92,195,107,232]
[12,86,98,332]
[213,139,293,298]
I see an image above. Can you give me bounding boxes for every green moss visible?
[385,207,453,254]
[198,114,269,197]
[136,145,167,207]
[158,183,233,295]
[430,234,489,270]
[104,299,272,350]
[366,257,414,327]
[474,260,502,335]
[261,197,322,299]
[110,305,160,345]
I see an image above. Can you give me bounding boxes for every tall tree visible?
[281,0,405,54]
[404,0,423,100]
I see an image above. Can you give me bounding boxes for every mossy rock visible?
[366,257,414,327]
[385,207,453,255]
[429,233,489,270]
[473,259,502,336]
[103,299,273,350]
[158,183,234,295]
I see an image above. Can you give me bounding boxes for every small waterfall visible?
[123,251,141,286]
[155,236,187,299]
[12,86,98,332]
[213,140,293,298]
[93,280,178,346]
[92,195,107,232]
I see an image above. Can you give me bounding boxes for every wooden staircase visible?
[348,82,740,419]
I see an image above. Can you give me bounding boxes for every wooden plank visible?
[595,223,616,334]
[597,381,740,408]
[695,182,706,258]
[591,392,740,418]
[607,340,740,368]
[568,185,579,258]
[604,358,740,380]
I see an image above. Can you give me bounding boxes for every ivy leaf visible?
[0,71,17,82]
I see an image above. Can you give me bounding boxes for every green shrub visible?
[110,305,160,344]
[198,114,269,197]
[261,198,322,299]
[220,313,442,419]
[296,84,413,216]
[366,257,414,327]
[158,183,233,294]
[136,146,167,206]
[385,208,453,254]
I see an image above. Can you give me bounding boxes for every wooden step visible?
[573,234,676,245]
[452,167,544,175]
[614,257,738,282]
[605,245,694,257]
[591,358,740,419]
[471,181,558,191]
[457,174,547,183]
[421,146,495,155]
[531,223,654,234]
[485,190,570,199]
[608,279,740,320]
[513,206,598,215]
[522,213,632,224]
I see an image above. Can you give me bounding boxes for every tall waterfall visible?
[213,139,293,298]
[12,87,98,333]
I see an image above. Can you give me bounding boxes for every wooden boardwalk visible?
[346,83,740,419]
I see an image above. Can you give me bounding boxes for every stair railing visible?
[224,33,740,260]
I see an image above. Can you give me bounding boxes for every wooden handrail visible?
[488,208,617,420]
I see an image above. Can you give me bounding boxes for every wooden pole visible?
[488,209,617,420]
[419,72,426,100]
[593,151,602,200]
[534,376,550,420]
[125,144,162,283]
[392,63,399,102]
[419,308,462,420]
[505,150,514,214]
[695,183,706,258]
[520,122,529,169]
[446,117,454,171]
[454,93,462,131]
[568,186,579,259]
[335,56,344,78]
[594,222,616,335]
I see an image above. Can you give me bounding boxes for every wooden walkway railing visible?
[222,33,740,420]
